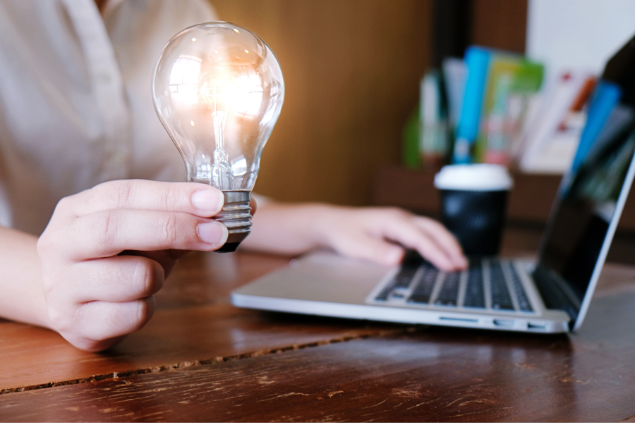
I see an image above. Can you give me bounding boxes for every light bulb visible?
[152,22,284,252]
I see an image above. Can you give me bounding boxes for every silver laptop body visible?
[232,253,571,333]
[232,37,635,334]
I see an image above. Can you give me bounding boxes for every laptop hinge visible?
[532,264,581,328]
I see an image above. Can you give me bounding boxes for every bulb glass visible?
[152,22,284,191]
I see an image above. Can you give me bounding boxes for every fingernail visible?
[192,190,224,213]
[197,221,228,246]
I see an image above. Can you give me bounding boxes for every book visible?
[452,47,544,165]
[442,57,466,138]
[518,72,596,173]
[419,69,449,167]
[478,56,544,165]
[452,47,490,164]
[401,106,421,169]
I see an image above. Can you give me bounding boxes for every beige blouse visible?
[0,0,217,235]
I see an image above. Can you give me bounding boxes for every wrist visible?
[307,204,348,250]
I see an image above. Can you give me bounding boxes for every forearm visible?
[241,201,466,270]
[0,226,51,328]
[241,202,332,256]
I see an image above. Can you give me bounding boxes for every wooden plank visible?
[2,242,633,394]
[0,252,406,392]
[2,285,635,422]
[0,304,404,394]
[154,250,293,309]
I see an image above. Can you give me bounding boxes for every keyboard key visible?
[490,261,514,310]
[508,264,533,312]
[393,264,420,289]
[375,262,420,301]
[463,263,485,309]
[374,285,393,302]
[407,263,438,304]
[434,271,461,306]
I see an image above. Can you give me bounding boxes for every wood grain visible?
[0,304,406,394]
[154,250,292,309]
[210,0,434,206]
[2,287,635,421]
[1,248,635,420]
[0,252,406,392]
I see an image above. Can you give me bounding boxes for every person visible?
[0,0,466,352]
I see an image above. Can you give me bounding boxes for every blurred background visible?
[210,0,527,206]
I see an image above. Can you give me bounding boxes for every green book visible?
[476,53,544,164]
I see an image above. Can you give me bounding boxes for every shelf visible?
[372,165,635,232]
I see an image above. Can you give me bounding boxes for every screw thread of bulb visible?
[214,191,252,253]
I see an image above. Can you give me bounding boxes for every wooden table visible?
[2,239,635,421]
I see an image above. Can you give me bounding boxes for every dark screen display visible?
[536,102,635,321]
[533,33,635,326]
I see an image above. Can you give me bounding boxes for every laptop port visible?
[527,322,547,330]
[439,317,478,323]
[493,319,514,327]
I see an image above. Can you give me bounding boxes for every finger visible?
[412,217,468,268]
[62,180,224,218]
[249,196,257,216]
[64,334,127,353]
[120,249,188,277]
[69,297,156,347]
[66,209,228,260]
[65,256,164,303]
[333,232,404,266]
[83,335,128,352]
[381,219,457,271]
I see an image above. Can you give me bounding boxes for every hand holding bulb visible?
[153,22,284,252]
[37,180,228,351]
[32,22,282,351]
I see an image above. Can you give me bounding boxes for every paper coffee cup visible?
[434,164,513,256]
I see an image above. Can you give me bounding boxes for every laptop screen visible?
[534,35,635,329]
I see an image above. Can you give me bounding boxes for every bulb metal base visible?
[214,191,252,253]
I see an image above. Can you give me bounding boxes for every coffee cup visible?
[434,164,513,256]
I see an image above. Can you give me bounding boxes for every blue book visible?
[452,47,491,164]
[570,81,621,172]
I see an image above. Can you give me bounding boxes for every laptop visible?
[231,35,635,334]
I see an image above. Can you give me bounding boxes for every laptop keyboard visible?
[434,270,460,306]
[490,261,514,310]
[407,263,437,304]
[463,263,486,308]
[374,255,534,313]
